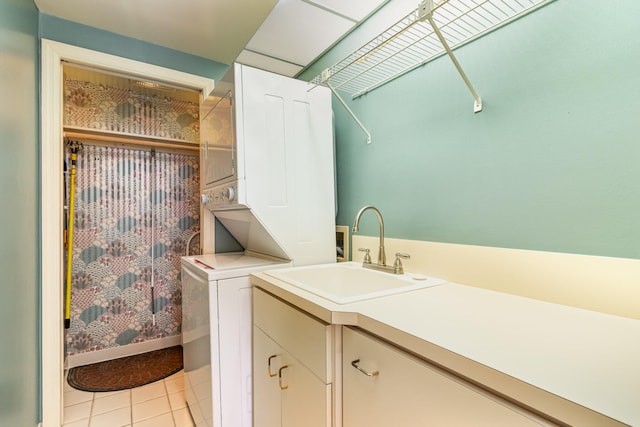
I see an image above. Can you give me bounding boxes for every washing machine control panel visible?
[201,182,241,211]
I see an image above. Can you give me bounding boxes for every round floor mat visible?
[67,345,183,392]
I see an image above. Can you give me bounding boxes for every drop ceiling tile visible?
[34,0,278,63]
[236,50,303,77]
[308,0,388,21]
[246,0,354,66]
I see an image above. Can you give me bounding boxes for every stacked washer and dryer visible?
[181,64,335,427]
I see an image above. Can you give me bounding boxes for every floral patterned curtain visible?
[65,144,200,357]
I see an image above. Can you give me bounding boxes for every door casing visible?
[40,39,214,426]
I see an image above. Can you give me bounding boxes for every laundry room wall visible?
[300,0,640,261]
[0,0,39,426]
[295,0,640,319]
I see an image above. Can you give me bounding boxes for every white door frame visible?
[40,39,214,426]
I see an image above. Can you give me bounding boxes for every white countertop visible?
[251,271,640,426]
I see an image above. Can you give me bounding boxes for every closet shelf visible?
[311,0,551,99]
[63,127,199,152]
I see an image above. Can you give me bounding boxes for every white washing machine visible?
[181,252,290,427]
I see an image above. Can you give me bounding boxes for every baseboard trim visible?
[66,335,181,369]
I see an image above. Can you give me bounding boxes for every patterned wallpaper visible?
[64,75,200,142]
[65,145,200,357]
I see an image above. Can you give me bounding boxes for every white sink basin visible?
[264,262,447,304]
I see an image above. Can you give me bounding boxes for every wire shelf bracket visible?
[323,73,373,144]
[418,0,482,112]
[313,0,553,142]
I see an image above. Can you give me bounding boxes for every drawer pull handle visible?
[351,359,379,377]
[278,365,289,390]
[267,355,278,377]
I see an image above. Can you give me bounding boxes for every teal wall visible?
[0,0,39,425]
[39,14,229,81]
[301,0,640,259]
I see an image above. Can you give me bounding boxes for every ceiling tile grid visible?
[35,0,388,77]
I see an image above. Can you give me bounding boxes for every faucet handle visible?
[358,248,372,264]
[393,253,410,274]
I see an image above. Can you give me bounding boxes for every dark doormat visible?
[67,345,183,392]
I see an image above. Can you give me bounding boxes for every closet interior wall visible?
[62,64,201,366]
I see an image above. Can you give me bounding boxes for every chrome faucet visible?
[352,205,386,265]
[352,205,409,274]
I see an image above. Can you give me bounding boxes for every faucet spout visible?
[352,205,386,266]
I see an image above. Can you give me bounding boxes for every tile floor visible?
[62,370,194,427]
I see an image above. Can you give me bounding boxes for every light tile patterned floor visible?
[63,370,194,427]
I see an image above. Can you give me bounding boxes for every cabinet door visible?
[343,327,548,427]
[253,326,283,427]
[254,325,332,427]
[280,353,331,427]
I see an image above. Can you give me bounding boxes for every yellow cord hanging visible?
[64,140,83,329]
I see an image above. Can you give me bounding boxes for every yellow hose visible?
[65,142,81,329]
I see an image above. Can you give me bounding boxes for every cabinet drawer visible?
[343,327,551,427]
[253,287,332,382]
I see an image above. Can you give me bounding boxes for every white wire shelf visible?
[312,0,551,99]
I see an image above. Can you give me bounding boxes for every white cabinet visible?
[253,325,284,427]
[253,326,331,427]
[253,288,333,427]
[342,327,552,427]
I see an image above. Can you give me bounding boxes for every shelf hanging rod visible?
[419,0,482,112]
[63,129,199,152]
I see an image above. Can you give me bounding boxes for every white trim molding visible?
[66,336,181,369]
[40,39,214,427]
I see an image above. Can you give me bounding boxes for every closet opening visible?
[41,40,215,427]
[61,63,201,383]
